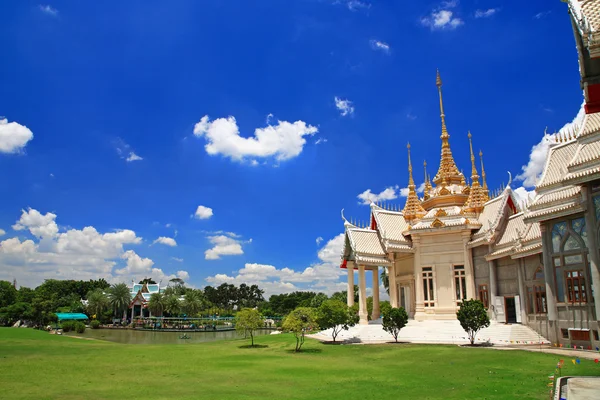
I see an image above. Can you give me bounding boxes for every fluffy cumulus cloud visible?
[0,118,34,154]
[205,234,248,260]
[193,115,318,163]
[421,1,463,30]
[153,236,177,247]
[334,97,355,116]
[0,229,5,236]
[475,8,498,18]
[205,234,347,296]
[357,186,398,205]
[369,40,390,54]
[126,152,143,162]
[0,209,189,288]
[516,103,585,188]
[316,236,323,245]
[193,205,213,220]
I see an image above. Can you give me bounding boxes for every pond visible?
[66,328,274,344]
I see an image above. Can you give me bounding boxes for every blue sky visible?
[0,1,584,296]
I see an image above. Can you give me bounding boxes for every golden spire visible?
[433,70,463,187]
[403,143,426,222]
[479,149,489,201]
[464,132,486,214]
[423,160,432,200]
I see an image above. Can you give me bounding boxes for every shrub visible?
[75,321,86,333]
[382,307,408,343]
[316,299,358,342]
[282,307,318,352]
[456,299,490,345]
[90,320,101,329]
[61,321,75,332]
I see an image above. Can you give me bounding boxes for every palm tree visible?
[381,270,389,295]
[107,283,131,320]
[181,290,203,317]
[86,289,109,318]
[164,295,181,317]
[147,293,166,317]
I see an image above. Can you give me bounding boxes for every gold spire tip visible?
[436,69,442,87]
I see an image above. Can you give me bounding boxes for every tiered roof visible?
[567,0,600,59]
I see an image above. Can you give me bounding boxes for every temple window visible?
[422,267,435,307]
[594,195,600,222]
[478,284,489,308]
[565,270,586,304]
[551,222,567,253]
[453,265,466,304]
[527,285,547,314]
[533,265,545,280]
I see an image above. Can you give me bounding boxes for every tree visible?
[382,307,408,343]
[282,307,318,352]
[164,295,181,317]
[309,293,329,308]
[235,308,263,346]
[330,285,359,305]
[86,289,109,318]
[316,299,358,342]
[147,293,166,317]
[107,283,131,320]
[456,299,490,345]
[181,290,204,316]
[0,280,18,308]
[139,278,156,284]
[381,270,389,295]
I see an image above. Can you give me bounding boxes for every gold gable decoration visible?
[431,218,445,228]
[434,208,447,217]
[402,143,427,222]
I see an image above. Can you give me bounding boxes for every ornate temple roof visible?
[485,210,542,261]
[402,143,427,222]
[567,0,600,58]
[343,227,392,267]
[463,132,490,213]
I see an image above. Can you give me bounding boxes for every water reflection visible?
[68,328,273,344]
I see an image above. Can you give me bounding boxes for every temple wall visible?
[418,232,467,314]
[394,255,413,279]
[496,257,519,296]
[472,245,489,289]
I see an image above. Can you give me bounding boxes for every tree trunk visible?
[250,331,254,347]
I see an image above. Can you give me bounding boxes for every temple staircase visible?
[311,319,550,346]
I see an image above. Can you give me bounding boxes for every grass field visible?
[1,328,599,399]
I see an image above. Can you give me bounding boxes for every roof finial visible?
[468,131,480,186]
[407,143,414,187]
[436,69,448,140]
[403,142,427,221]
[479,149,489,200]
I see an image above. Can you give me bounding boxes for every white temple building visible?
[339,0,600,348]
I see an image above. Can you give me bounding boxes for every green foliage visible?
[316,300,358,342]
[380,270,389,295]
[382,307,408,343]
[147,293,166,317]
[138,278,156,284]
[379,301,392,316]
[75,321,86,333]
[164,295,181,317]
[61,321,75,332]
[329,285,359,305]
[456,299,490,345]
[0,302,33,326]
[0,281,18,308]
[90,320,101,329]
[234,308,263,346]
[204,283,264,311]
[181,290,206,316]
[265,291,320,316]
[107,283,131,319]
[86,289,109,318]
[282,307,317,352]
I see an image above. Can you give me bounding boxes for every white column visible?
[413,237,424,314]
[463,234,476,300]
[540,225,558,321]
[583,186,600,320]
[389,263,398,308]
[517,258,527,324]
[372,268,380,320]
[347,262,355,307]
[487,246,497,320]
[358,265,368,325]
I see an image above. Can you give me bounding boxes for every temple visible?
[128,281,165,319]
[339,0,600,348]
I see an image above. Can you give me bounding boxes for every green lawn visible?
[1,328,599,399]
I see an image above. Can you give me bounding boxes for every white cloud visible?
[316,236,323,245]
[204,233,346,297]
[475,8,498,18]
[516,102,585,188]
[171,257,184,262]
[38,5,58,16]
[334,97,355,117]
[12,208,58,239]
[193,115,318,163]
[0,118,34,154]
[0,229,5,236]
[357,186,398,205]
[399,183,425,197]
[421,2,463,30]
[193,205,213,220]
[153,236,177,247]
[0,208,190,288]
[513,187,535,208]
[126,152,143,162]
[334,0,370,12]
[406,112,417,121]
[534,11,551,20]
[369,40,390,54]
[315,138,328,145]
[205,235,246,260]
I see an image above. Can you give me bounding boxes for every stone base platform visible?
[310,319,550,346]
